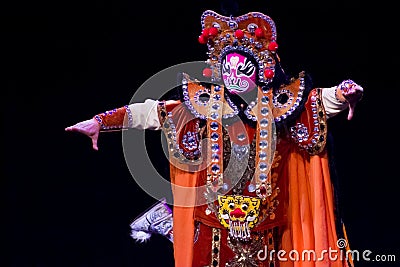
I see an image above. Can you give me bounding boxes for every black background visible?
[3,0,399,266]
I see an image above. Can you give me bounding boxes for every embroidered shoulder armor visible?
[272,71,312,127]
[179,71,314,125]
[174,72,326,156]
[179,72,238,120]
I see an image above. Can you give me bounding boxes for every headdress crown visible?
[199,10,279,85]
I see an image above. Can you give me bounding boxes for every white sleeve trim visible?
[127,99,161,130]
[321,86,349,119]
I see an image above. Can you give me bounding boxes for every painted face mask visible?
[222,52,257,94]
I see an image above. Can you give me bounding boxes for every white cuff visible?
[322,86,349,119]
[127,99,161,130]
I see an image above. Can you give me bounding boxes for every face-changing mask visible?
[222,52,257,95]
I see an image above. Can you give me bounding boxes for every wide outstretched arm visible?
[65,99,168,150]
[322,79,364,120]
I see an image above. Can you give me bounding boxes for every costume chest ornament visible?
[217,195,261,240]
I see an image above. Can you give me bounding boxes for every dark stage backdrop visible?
[3,0,398,266]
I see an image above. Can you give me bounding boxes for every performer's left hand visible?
[340,81,364,120]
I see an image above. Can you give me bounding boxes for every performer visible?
[66,9,363,267]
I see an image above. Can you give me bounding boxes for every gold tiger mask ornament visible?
[217,195,261,240]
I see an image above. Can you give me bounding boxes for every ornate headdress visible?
[199,10,279,86]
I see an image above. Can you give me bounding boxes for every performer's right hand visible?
[65,118,101,150]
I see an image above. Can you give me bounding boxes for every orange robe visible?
[160,86,352,267]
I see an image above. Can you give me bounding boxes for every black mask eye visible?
[237,58,255,76]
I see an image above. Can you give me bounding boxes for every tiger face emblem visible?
[217,195,261,240]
